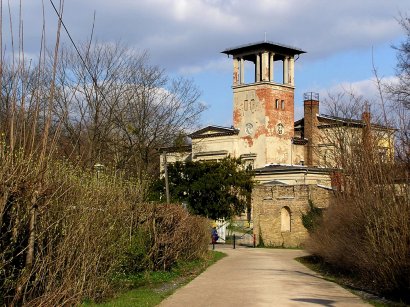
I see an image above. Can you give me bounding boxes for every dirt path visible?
[159,245,370,307]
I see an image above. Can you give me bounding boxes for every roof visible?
[158,144,192,153]
[294,115,394,131]
[294,117,304,128]
[317,114,394,130]
[262,180,288,186]
[253,164,335,175]
[189,125,239,139]
[319,114,364,126]
[193,150,229,159]
[222,41,306,58]
[292,137,308,145]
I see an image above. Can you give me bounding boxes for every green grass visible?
[260,245,303,250]
[83,251,226,307]
[296,255,408,307]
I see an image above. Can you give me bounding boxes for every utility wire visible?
[49,0,99,93]
[49,0,116,168]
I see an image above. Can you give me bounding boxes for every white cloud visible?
[7,0,408,72]
[5,0,408,129]
[318,76,399,103]
[294,76,401,120]
[178,58,230,75]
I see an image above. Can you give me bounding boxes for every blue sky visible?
[7,0,410,127]
[180,31,403,125]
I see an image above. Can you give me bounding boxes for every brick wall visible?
[304,100,320,166]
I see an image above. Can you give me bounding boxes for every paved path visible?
[159,245,370,307]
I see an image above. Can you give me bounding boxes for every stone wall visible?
[252,184,333,248]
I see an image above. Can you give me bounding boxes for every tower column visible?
[256,53,261,82]
[221,41,305,168]
[233,58,239,85]
[240,58,245,84]
[269,52,274,82]
[289,56,295,85]
[261,52,269,81]
[283,56,289,84]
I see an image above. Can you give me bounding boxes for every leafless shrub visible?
[0,2,208,305]
[0,160,209,306]
[125,203,210,272]
[306,94,410,300]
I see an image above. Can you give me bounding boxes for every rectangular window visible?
[378,148,387,162]
[244,100,248,111]
[275,99,279,109]
[281,100,285,109]
[250,99,255,111]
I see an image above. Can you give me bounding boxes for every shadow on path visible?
[292,298,335,306]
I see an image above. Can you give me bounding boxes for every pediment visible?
[189,125,239,139]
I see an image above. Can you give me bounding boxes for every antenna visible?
[264,32,267,42]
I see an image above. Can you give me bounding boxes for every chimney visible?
[303,92,320,166]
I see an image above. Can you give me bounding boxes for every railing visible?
[212,233,256,250]
[304,92,319,101]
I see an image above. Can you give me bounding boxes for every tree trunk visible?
[11,191,38,306]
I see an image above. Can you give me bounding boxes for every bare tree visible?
[318,92,368,169]
[385,15,410,165]
[314,90,395,173]
[307,91,409,301]
[52,42,131,166]
[112,61,203,180]
[0,2,208,305]
[52,41,204,182]
[389,15,410,110]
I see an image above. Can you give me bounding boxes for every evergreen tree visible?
[151,157,253,220]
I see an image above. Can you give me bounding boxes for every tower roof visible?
[222,41,306,58]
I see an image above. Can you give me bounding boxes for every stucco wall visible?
[291,143,305,165]
[192,135,238,161]
[254,170,332,186]
[160,151,192,173]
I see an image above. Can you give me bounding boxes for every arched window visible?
[281,207,291,232]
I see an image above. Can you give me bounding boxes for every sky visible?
[5,0,410,126]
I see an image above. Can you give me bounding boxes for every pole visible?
[163,152,170,204]
[253,234,256,248]
[233,234,236,249]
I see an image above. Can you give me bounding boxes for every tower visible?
[222,41,306,167]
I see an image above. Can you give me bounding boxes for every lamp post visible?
[163,152,170,204]
[94,163,104,180]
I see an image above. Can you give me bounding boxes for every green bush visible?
[301,200,323,234]
[120,229,152,274]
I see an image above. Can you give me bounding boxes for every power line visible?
[49,0,99,93]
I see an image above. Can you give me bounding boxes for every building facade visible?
[161,41,394,247]
[161,41,309,173]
